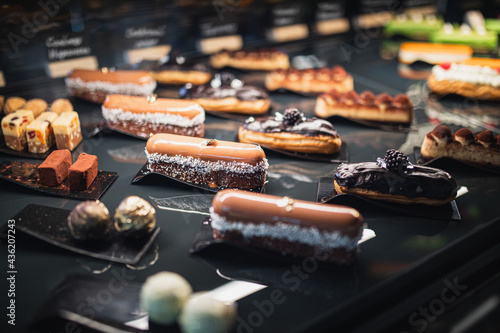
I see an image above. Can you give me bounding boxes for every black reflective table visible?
[1,39,499,333]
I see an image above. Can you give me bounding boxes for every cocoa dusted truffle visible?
[114,196,156,237]
[358,91,375,105]
[375,93,392,107]
[67,201,111,240]
[392,94,412,109]
[332,65,347,80]
[431,124,453,141]
[38,149,72,186]
[454,128,474,144]
[476,130,495,146]
[69,153,98,191]
[343,90,358,104]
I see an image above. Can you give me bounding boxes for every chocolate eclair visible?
[334,149,458,206]
[181,73,271,115]
[238,108,342,154]
[154,52,211,85]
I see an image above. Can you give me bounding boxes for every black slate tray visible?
[35,275,147,332]
[190,217,373,266]
[316,176,461,221]
[256,141,348,163]
[0,138,84,160]
[85,121,151,140]
[205,109,273,121]
[0,161,118,200]
[323,114,417,133]
[132,163,265,193]
[7,204,161,265]
[412,146,500,175]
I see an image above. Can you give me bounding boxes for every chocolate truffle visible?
[140,271,192,325]
[38,149,72,186]
[69,153,98,191]
[114,196,156,237]
[179,294,237,333]
[67,200,111,240]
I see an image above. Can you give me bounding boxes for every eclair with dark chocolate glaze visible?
[181,73,270,115]
[239,108,342,154]
[334,149,458,206]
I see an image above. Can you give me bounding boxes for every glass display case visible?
[1,1,499,332]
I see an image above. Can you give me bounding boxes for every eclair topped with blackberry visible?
[239,108,342,154]
[334,149,458,206]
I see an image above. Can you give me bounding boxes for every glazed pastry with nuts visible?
[315,90,413,123]
[210,49,290,71]
[265,66,353,94]
[334,149,458,206]
[420,124,500,167]
[239,108,342,154]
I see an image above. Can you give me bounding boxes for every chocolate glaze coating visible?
[334,162,457,200]
[184,85,269,102]
[244,116,339,137]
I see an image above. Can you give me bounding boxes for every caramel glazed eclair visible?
[239,108,342,154]
[181,73,271,115]
[102,94,205,138]
[66,69,157,104]
[146,133,268,190]
[334,149,458,206]
[421,124,500,167]
[210,189,364,264]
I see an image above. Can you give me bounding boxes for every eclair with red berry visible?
[428,58,500,100]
